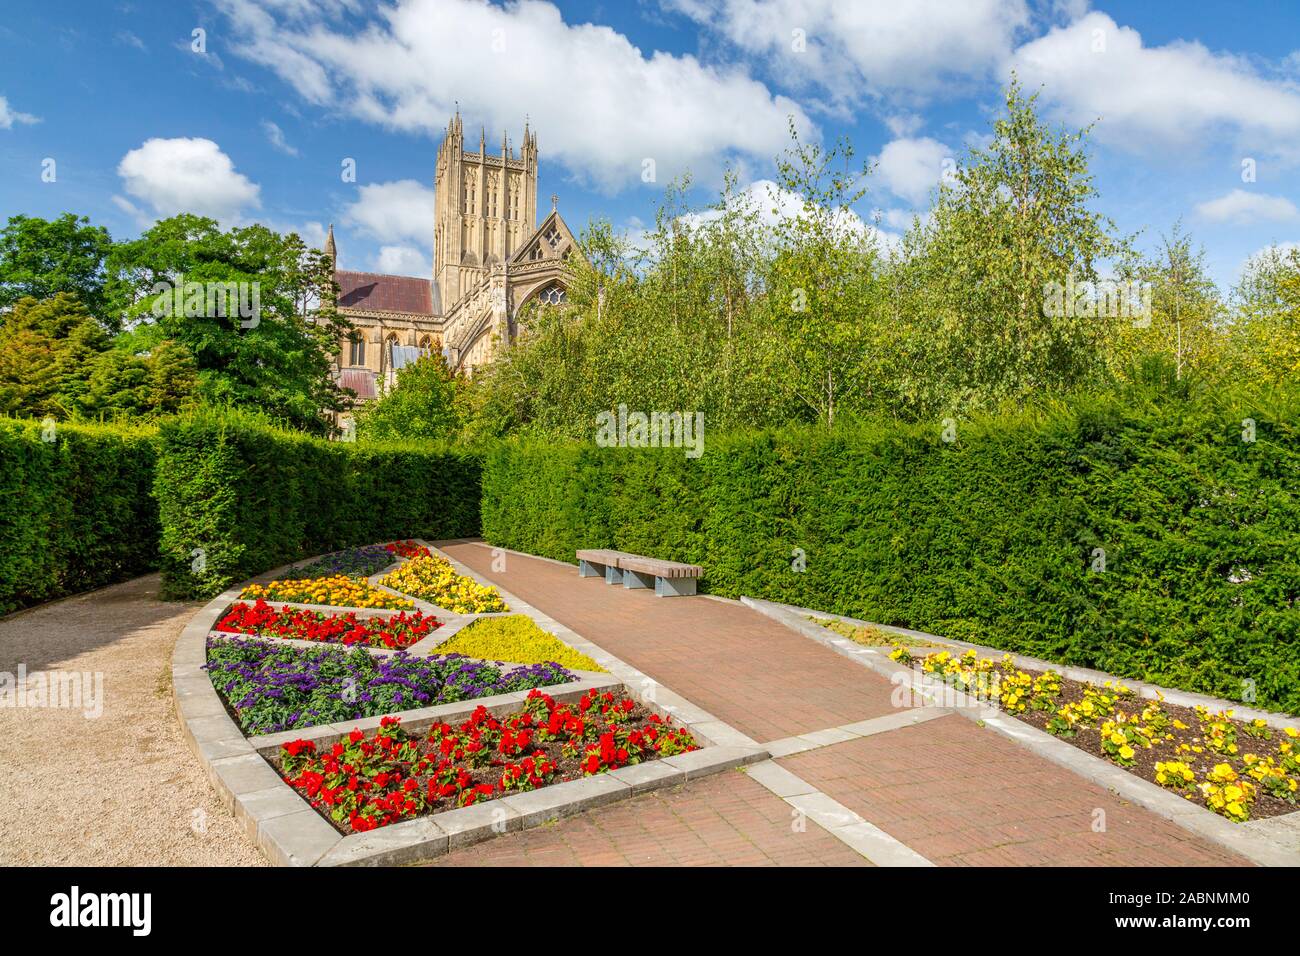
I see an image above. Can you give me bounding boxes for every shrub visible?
[0,417,158,613]
[481,395,1300,712]
[155,408,481,598]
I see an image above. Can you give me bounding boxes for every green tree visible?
[109,215,348,435]
[356,352,461,442]
[899,77,1126,415]
[0,214,119,323]
[763,121,885,426]
[1223,245,1300,386]
[1109,223,1223,383]
[0,293,197,420]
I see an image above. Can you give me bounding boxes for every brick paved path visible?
[431,770,870,867]
[435,541,1250,867]
[779,716,1243,867]
[441,542,899,742]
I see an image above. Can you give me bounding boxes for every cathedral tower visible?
[433,111,538,311]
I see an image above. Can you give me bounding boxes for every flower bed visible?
[215,599,439,649]
[205,636,574,735]
[434,615,604,671]
[380,555,508,613]
[277,546,396,581]
[241,575,414,610]
[813,617,926,648]
[894,647,1300,823]
[276,688,699,833]
[385,540,431,559]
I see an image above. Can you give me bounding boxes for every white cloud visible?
[665,0,1030,106]
[0,94,39,129]
[1009,12,1300,160]
[678,178,901,251]
[1195,190,1298,226]
[115,30,147,51]
[343,179,436,244]
[1239,241,1300,283]
[216,0,812,191]
[877,207,925,232]
[261,119,299,156]
[252,217,328,249]
[872,136,953,206]
[116,137,261,224]
[375,244,431,275]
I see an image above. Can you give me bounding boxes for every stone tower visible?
[433,111,538,310]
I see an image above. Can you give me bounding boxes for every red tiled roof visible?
[337,367,377,401]
[336,270,434,315]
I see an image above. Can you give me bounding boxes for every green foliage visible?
[457,80,1142,440]
[0,293,197,420]
[0,214,119,322]
[155,407,482,598]
[764,121,886,425]
[482,393,1300,713]
[0,417,159,614]
[108,214,347,435]
[356,352,460,443]
[891,77,1127,417]
[1223,245,1300,387]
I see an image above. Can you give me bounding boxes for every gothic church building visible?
[329,113,581,404]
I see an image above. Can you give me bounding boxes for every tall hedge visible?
[156,409,482,599]
[482,398,1300,713]
[0,418,159,614]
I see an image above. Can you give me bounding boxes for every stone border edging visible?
[172,550,767,867]
[743,595,1300,868]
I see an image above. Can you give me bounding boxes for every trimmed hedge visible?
[482,398,1300,713]
[0,418,159,614]
[156,409,481,599]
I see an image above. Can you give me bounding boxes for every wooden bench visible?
[575,549,702,597]
[575,549,639,586]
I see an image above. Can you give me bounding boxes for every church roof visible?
[337,367,377,401]
[508,209,581,267]
[336,270,435,315]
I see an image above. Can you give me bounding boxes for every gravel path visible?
[0,574,265,866]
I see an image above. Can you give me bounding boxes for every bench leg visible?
[623,569,654,590]
[604,564,623,585]
[578,559,602,578]
[655,576,697,597]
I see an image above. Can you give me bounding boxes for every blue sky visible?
[2,0,1300,291]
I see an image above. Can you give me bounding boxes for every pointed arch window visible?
[537,283,566,306]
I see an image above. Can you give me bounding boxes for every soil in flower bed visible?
[813,617,930,648]
[899,647,1300,822]
[205,635,576,735]
[277,546,397,581]
[272,688,700,834]
[215,599,439,649]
